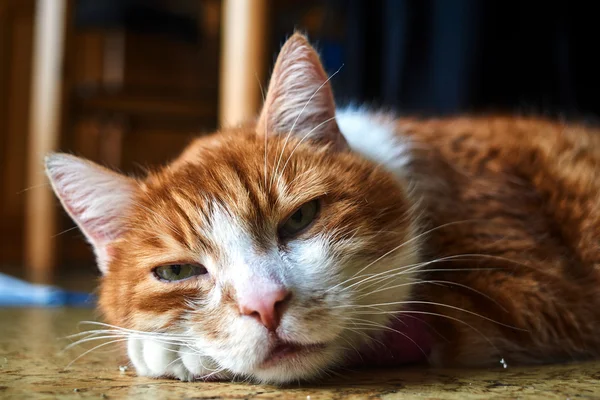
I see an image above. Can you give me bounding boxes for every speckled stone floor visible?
[1,308,599,399]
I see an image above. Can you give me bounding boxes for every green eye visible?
[154,264,207,282]
[279,199,320,239]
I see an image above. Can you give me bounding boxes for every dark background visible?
[317,0,599,121]
[75,0,600,119]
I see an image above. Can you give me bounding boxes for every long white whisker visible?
[355,279,509,313]
[65,339,129,369]
[340,250,532,294]
[202,367,227,381]
[76,321,191,339]
[328,220,485,292]
[340,301,526,332]
[336,253,504,294]
[63,334,128,352]
[64,329,124,340]
[255,72,268,189]
[52,225,81,238]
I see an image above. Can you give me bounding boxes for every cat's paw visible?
[127,337,228,381]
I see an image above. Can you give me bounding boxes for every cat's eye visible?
[279,199,320,239]
[154,263,207,282]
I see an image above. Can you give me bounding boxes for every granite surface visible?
[1,308,599,399]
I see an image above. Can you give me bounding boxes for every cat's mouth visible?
[259,341,327,368]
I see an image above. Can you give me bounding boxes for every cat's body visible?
[362,112,600,366]
[47,34,600,384]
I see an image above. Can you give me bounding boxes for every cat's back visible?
[391,114,600,267]
[398,114,600,174]
[380,114,600,365]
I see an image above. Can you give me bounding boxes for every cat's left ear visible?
[45,154,137,274]
[257,32,348,151]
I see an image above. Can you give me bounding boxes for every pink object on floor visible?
[348,313,433,367]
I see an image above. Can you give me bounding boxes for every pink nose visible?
[238,287,291,331]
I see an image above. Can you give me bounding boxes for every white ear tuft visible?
[45,153,137,274]
[257,33,347,150]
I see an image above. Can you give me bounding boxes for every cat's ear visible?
[257,33,347,150]
[45,154,137,274]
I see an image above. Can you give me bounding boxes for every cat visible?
[46,33,600,384]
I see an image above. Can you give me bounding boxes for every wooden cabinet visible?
[0,0,35,268]
[1,0,223,280]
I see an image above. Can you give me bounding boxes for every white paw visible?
[127,336,228,381]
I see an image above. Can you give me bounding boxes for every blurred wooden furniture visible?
[24,0,70,284]
[21,0,269,283]
[0,0,36,273]
[219,0,268,128]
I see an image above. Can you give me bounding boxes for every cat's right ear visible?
[256,32,348,151]
[45,154,137,274]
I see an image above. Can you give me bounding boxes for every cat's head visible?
[46,33,419,383]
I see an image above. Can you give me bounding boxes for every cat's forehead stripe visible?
[129,131,413,265]
[141,144,319,251]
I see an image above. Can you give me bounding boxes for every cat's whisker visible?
[355,278,509,313]
[198,357,228,374]
[17,182,51,194]
[352,307,409,328]
[336,335,363,359]
[64,333,194,356]
[329,260,423,294]
[324,367,347,380]
[342,326,386,348]
[201,366,228,381]
[340,251,530,293]
[64,329,125,340]
[344,266,501,300]
[354,274,446,296]
[352,269,415,295]
[337,254,481,293]
[344,300,527,332]
[350,219,484,275]
[164,356,184,370]
[254,72,269,189]
[327,220,486,292]
[345,260,428,293]
[65,338,129,369]
[403,310,504,353]
[63,334,129,352]
[76,321,192,339]
[352,259,500,290]
[52,225,82,238]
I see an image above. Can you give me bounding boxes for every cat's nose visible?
[238,287,292,331]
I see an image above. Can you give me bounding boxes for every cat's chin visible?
[260,341,328,369]
[246,341,340,384]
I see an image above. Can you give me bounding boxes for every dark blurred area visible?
[1,0,598,284]
[315,0,599,120]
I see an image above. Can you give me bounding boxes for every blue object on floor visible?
[0,273,96,307]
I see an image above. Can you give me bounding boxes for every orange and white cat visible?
[47,33,600,384]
